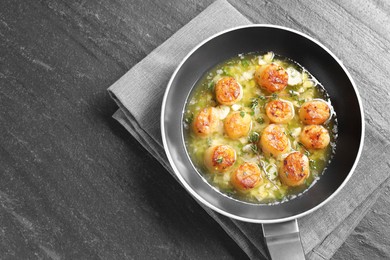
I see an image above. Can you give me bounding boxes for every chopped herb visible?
[241,59,250,67]
[250,144,258,154]
[222,67,231,76]
[250,111,255,116]
[258,95,266,100]
[256,117,264,124]
[248,132,260,143]
[185,113,194,124]
[304,150,310,156]
[298,99,305,106]
[240,111,245,118]
[207,81,215,91]
[216,157,223,164]
[250,98,259,109]
[271,93,278,100]
[225,189,236,196]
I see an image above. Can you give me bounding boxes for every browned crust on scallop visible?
[255,64,288,92]
[280,152,310,186]
[215,77,242,105]
[231,162,262,190]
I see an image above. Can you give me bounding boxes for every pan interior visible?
[162,26,363,221]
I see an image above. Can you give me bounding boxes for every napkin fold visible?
[108,0,390,259]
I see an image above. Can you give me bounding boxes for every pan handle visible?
[262,219,306,260]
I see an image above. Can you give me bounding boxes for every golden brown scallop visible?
[215,77,243,106]
[300,125,330,149]
[224,111,252,139]
[265,99,295,124]
[192,107,220,137]
[254,63,288,93]
[279,152,310,187]
[299,100,331,125]
[204,145,236,173]
[231,162,263,191]
[259,124,290,157]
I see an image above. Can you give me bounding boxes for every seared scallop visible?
[300,125,330,149]
[192,107,220,137]
[254,63,288,93]
[215,77,243,106]
[259,124,290,157]
[279,152,310,187]
[265,99,295,124]
[231,162,263,191]
[224,111,252,139]
[204,145,236,173]
[299,100,331,125]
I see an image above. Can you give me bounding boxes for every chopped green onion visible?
[207,81,215,91]
[256,117,264,124]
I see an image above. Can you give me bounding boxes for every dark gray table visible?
[1,0,389,259]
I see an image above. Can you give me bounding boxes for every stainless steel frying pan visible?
[161,25,364,259]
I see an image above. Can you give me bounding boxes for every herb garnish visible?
[216,157,223,164]
[241,59,250,67]
[248,132,260,143]
[185,113,194,124]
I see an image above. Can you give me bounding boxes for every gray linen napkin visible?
[108,0,390,259]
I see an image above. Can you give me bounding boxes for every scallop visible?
[300,125,330,149]
[215,77,243,106]
[299,100,331,125]
[259,124,290,157]
[231,162,263,191]
[192,107,220,137]
[224,111,252,139]
[265,99,295,124]
[204,145,236,173]
[254,63,288,93]
[279,152,310,187]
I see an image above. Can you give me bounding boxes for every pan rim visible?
[161,24,365,224]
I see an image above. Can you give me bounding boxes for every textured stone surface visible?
[334,184,390,260]
[0,0,389,259]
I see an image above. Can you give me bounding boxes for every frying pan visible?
[161,25,364,259]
